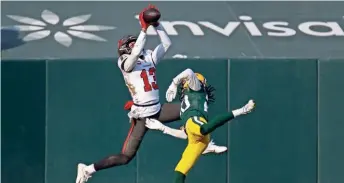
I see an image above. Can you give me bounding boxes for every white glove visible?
[166,82,178,102]
[145,118,165,131]
[243,99,255,114]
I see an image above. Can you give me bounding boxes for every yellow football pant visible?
[175,116,211,175]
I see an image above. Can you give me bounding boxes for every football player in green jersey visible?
[163,68,255,183]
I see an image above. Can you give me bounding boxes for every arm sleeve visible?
[151,24,172,65]
[121,31,147,72]
[162,126,187,139]
[200,112,235,135]
[172,68,201,91]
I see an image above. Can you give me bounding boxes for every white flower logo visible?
[7,9,116,47]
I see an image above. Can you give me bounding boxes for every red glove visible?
[124,100,134,110]
[139,7,149,31]
[148,4,159,12]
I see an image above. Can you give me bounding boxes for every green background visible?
[2,59,344,183]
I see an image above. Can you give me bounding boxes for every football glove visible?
[139,7,149,31]
[166,81,178,102]
[124,100,133,110]
[145,118,165,131]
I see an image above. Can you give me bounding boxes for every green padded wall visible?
[318,59,344,183]
[2,58,344,183]
[1,61,46,183]
[228,59,318,183]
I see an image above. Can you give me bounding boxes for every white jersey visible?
[118,50,159,106]
[117,25,171,118]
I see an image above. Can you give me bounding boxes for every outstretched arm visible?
[200,100,256,135]
[166,68,202,102]
[162,126,187,139]
[172,68,201,91]
[120,30,147,72]
[146,118,187,139]
[151,24,172,65]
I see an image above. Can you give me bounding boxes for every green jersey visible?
[180,86,209,122]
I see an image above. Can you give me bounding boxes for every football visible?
[143,8,161,24]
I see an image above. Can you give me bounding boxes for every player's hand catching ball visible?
[139,4,161,31]
[166,81,178,102]
[139,7,149,31]
[143,4,161,27]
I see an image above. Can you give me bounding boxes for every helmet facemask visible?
[117,35,138,56]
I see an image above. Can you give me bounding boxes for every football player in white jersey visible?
[76,5,181,183]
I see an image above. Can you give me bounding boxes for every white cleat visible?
[242,99,255,114]
[76,163,92,183]
[202,140,228,154]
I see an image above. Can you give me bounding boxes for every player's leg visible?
[174,140,208,183]
[154,103,181,123]
[93,118,147,169]
[76,118,147,183]
[174,117,210,183]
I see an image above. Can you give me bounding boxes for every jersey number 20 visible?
[180,95,208,114]
[140,67,159,92]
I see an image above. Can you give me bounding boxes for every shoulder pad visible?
[119,54,129,62]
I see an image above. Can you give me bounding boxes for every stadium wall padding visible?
[2,58,344,183]
[318,59,344,183]
[2,61,46,183]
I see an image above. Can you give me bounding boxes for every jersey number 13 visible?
[140,67,159,92]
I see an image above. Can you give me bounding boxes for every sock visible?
[232,107,244,117]
[174,171,186,183]
[200,112,234,135]
[84,164,96,174]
